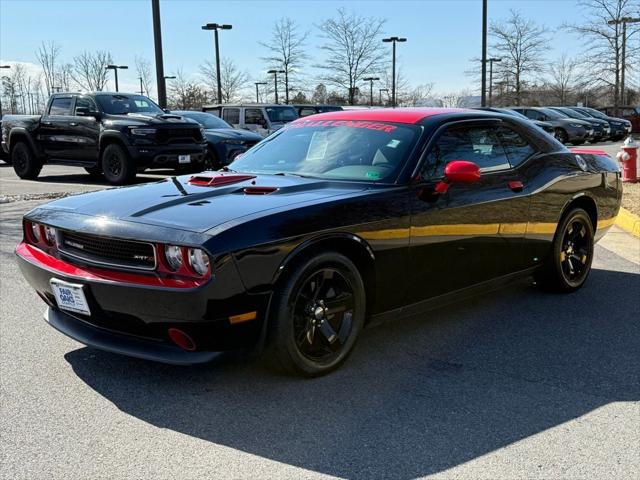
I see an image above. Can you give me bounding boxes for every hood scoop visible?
[242,186,279,195]
[188,174,256,187]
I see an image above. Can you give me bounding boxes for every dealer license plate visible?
[50,279,91,315]
[178,154,191,164]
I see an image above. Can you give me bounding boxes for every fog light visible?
[164,245,183,270]
[188,248,210,276]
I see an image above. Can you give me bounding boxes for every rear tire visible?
[535,208,594,293]
[265,252,366,377]
[11,141,42,180]
[101,143,136,185]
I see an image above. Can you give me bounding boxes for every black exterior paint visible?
[1,92,208,170]
[16,111,622,363]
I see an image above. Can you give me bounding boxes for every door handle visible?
[508,180,524,192]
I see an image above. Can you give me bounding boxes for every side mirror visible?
[76,107,100,119]
[444,160,481,183]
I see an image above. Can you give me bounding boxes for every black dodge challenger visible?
[16,108,622,376]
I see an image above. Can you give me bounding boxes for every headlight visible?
[30,222,42,242]
[44,226,56,245]
[569,123,585,128]
[610,122,622,126]
[130,128,157,136]
[219,139,245,145]
[188,248,210,276]
[164,245,183,271]
[199,127,206,139]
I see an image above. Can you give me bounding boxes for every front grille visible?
[59,231,156,271]
[156,128,203,144]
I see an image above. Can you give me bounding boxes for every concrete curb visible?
[615,207,640,238]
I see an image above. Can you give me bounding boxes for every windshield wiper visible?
[220,165,236,172]
[272,172,311,178]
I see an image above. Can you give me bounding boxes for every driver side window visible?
[245,109,265,126]
[422,124,511,179]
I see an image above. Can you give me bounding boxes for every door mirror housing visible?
[444,160,481,183]
[76,107,100,119]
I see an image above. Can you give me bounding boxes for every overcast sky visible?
[1,0,589,97]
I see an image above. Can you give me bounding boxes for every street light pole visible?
[138,77,144,95]
[255,82,267,103]
[151,0,167,107]
[379,88,388,106]
[608,16,640,110]
[106,65,128,92]
[481,0,488,106]
[382,36,407,108]
[267,69,285,104]
[202,23,233,104]
[0,65,10,118]
[363,77,380,106]
[487,57,501,107]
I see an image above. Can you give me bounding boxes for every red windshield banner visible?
[288,119,398,133]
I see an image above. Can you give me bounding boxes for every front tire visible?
[11,141,42,180]
[554,128,569,144]
[265,252,366,377]
[536,208,594,293]
[101,143,136,185]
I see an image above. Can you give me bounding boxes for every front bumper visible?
[15,242,269,361]
[128,142,208,169]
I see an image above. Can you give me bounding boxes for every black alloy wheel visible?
[537,208,594,292]
[554,128,569,144]
[11,141,42,180]
[101,143,136,185]
[266,252,366,376]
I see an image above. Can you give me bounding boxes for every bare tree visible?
[200,58,249,103]
[546,53,582,104]
[569,0,640,109]
[35,41,60,96]
[167,68,209,110]
[317,9,387,105]
[72,51,113,91]
[260,17,308,104]
[440,89,477,108]
[403,83,435,107]
[311,83,328,104]
[490,10,549,105]
[135,56,153,96]
[57,63,75,92]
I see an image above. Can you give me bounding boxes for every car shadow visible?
[33,170,174,186]
[65,266,639,479]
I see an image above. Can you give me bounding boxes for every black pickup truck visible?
[1,92,207,184]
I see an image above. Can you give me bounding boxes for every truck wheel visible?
[264,252,366,377]
[84,166,102,179]
[535,208,594,293]
[11,142,42,180]
[101,144,136,185]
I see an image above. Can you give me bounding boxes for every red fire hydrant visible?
[616,137,639,183]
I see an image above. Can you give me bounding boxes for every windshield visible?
[581,108,609,120]
[96,94,164,115]
[176,111,231,129]
[265,106,298,123]
[539,108,566,120]
[555,108,586,120]
[229,120,420,182]
[501,109,528,120]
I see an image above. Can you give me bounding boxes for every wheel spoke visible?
[318,318,338,344]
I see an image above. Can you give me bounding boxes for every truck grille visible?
[156,128,203,144]
[59,231,156,271]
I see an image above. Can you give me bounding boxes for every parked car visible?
[0,92,207,184]
[476,107,555,134]
[510,107,594,145]
[547,106,611,142]
[598,106,639,133]
[15,108,621,376]
[202,104,298,137]
[0,119,8,163]
[569,107,633,140]
[294,104,344,117]
[172,111,262,169]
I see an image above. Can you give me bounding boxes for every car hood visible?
[204,129,262,141]
[104,113,200,127]
[35,174,368,234]
[558,118,592,127]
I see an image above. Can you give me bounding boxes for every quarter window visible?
[496,127,536,167]
[49,97,72,116]
[223,108,240,125]
[422,124,511,178]
[299,108,317,117]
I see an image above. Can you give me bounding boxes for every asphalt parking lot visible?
[1,142,639,479]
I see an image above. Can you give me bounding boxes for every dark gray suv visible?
[510,107,594,145]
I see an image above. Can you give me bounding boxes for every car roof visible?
[292,107,475,125]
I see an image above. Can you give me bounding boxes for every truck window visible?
[49,97,73,116]
[244,109,265,125]
[223,108,240,125]
[75,97,97,115]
